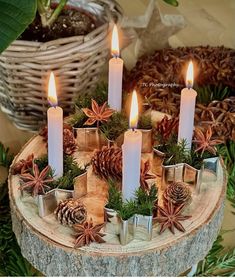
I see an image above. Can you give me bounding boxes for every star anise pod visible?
[193,126,223,155]
[11,154,34,175]
[74,219,105,248]
[82,99,114,127]
[140,160,156,191]
[19,163,53,196]
[156,201,191,234]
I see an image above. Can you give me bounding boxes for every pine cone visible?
[155,116,179,143]
[54,199,87,226]
[63,129,77,155]
[163,182,191,206]
[39,124,77,155]
[91,146,122,180]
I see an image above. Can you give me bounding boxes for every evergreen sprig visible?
[117,200,137,221]
[69,110,87,128]
[106,181,158,220]
[34,155,87,190]
[135,185,158,216]
[100,112,128,141]
[138,114,152,130]
[163,139,190,166]
[105,180,123,211]
[195,84,231,105]
[75,82,108,110]
[0,142,13,168]
[195,234,235,276]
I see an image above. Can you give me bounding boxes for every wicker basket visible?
[0,0,122,131]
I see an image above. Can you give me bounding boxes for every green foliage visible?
[217,141,235,212]
[107,181,158,220]
[100,112,128,141]
[75,82,108,110]
[0,0,37,53]
[163,140,190,166]
[69,110,87,128]
[34,155,49,172]
[163,0,179,6]
[195,84,231,105]
[37,0,68,27]
[35,155,87,190]
[117,200,137,221]
[158,140,217,169]
[0,143,41,276]
[195,234,235,276]
[56,156,87,190]
[105,180,123,211]
[135,185,158,216]
[138,114,152,130]
[0,142,13,168]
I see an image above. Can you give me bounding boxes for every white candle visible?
[108,24,123,112]
[47,72,63,179]
[178,61,197,150]
[122,90,142,201]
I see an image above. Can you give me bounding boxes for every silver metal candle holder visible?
[21,171,88,218]
[153,147,219,193]
[104,207,154,245]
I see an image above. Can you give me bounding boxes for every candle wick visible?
[112,54,119,59]
[132,127,135,132]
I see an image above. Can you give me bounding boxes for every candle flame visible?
[186,61,194,88]
[48,72,58,107]
[129,90,139,129]
[111,24,119,57]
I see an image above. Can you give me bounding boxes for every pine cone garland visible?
[54,199,87,227]
[163,182,191,206]
[91,146,122,180]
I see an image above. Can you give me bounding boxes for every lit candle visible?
[178,61,197,150]
[108,24,123,112]
[122,90,142,201]
[47,72,63,179]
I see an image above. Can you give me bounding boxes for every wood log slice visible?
[8,135,227,276]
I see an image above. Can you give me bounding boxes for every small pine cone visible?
[163,182,191,206]
[39,124,76,155]
[91,146,122,180]
[54,199,87,226]
[63,129,77,155]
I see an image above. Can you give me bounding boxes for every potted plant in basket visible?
[0,0,122,131]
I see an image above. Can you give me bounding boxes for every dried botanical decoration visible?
[140,160,156,191]
[124,46,235,99]
[91,146,122,180]
[149,95,179,116]
[54,199,87,226]
[39,123,77,154]
[63,128,77,155]
[163,182,191,206]
[19,163,53,196]
[74,219,105,248]
[156,201,191,234]
[11,154,34,175]
[193,126,223,155]
[155,116,179,143]
[82,99,114,127]
[39,123,73,142]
